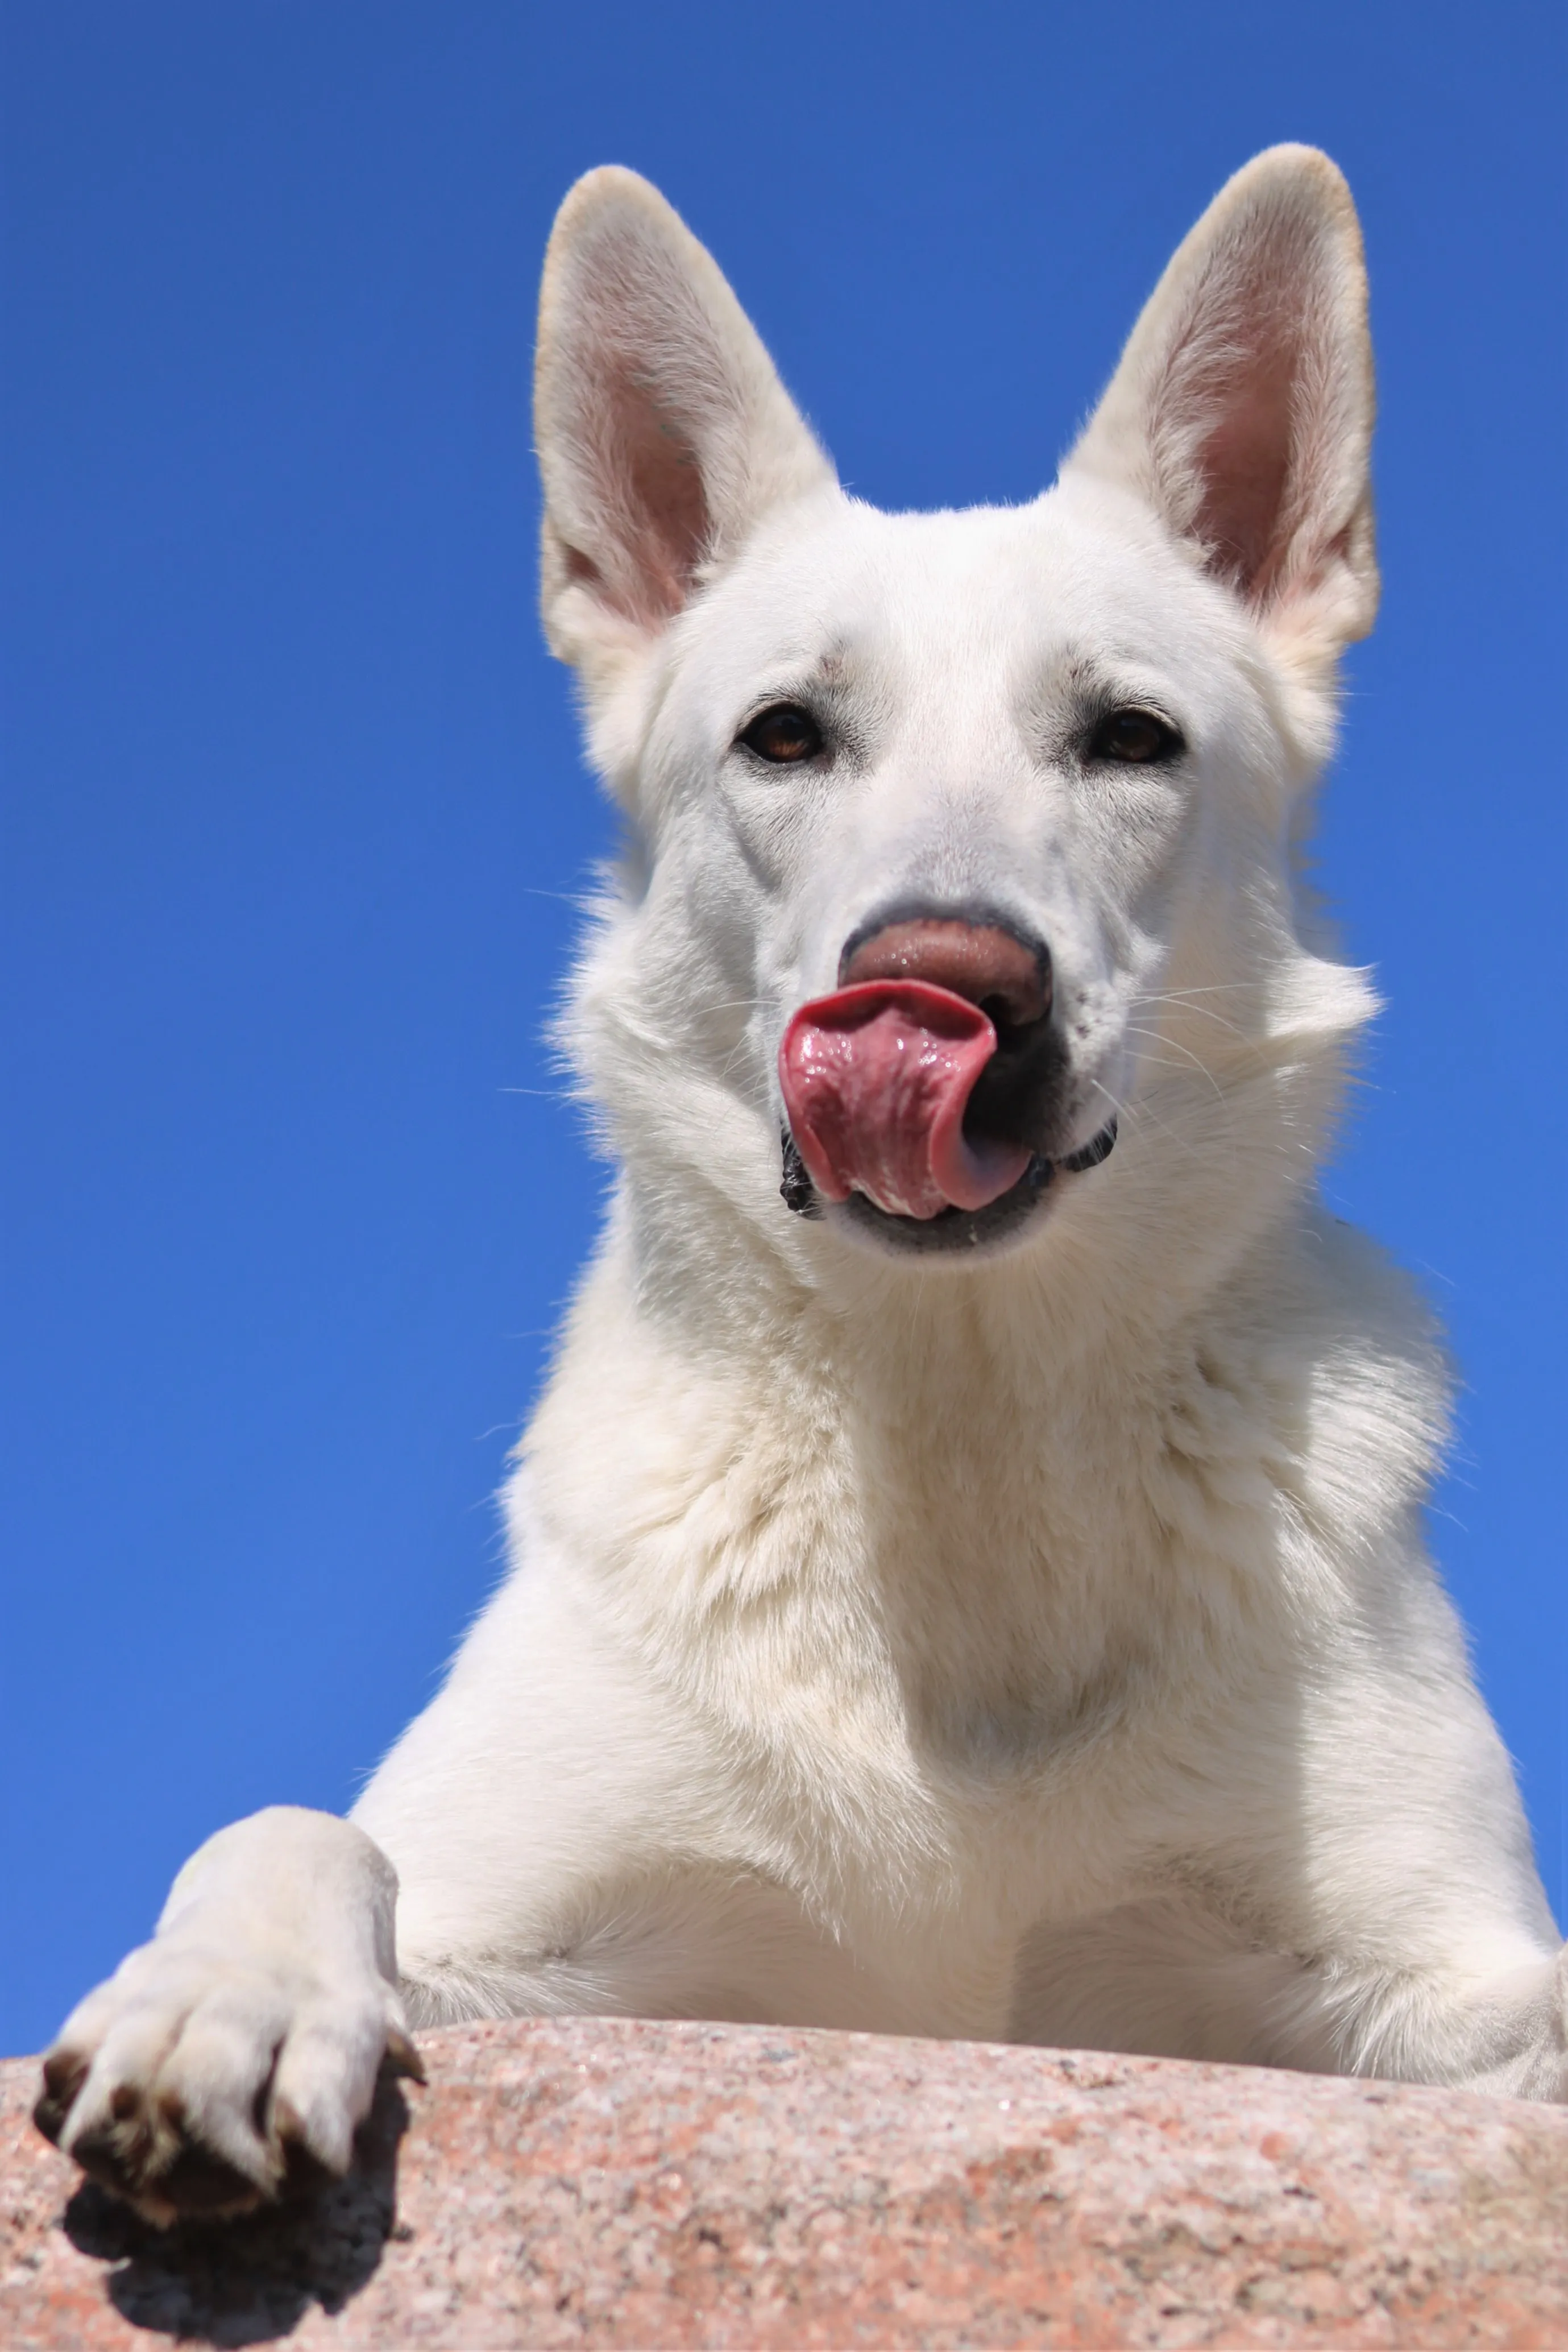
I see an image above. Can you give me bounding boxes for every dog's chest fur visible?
[521,1214,1328,1973]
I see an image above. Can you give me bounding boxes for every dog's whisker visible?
[1121,1027,1231,1103]
[1130,998,1253,1042]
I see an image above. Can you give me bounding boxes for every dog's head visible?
[534,151,1378,1274]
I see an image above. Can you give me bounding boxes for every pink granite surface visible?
[2,2016,1565,2348]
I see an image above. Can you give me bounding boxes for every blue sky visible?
[3,1,1563,2055]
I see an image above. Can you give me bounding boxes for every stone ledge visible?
[2,2016,1565,2348]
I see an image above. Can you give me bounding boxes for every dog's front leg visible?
[34,1806,418,2223]
[1218,1599,1568,2102]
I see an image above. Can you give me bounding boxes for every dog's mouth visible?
[777,979,1115,1252]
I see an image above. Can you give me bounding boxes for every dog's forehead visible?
[678,485,1242,699]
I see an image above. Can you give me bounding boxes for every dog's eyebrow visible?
[1013,647,1112,731]
[741,647,871,724]
[1041,648,1123,699]
[1024,645,1181,707]
[800,645,866,705]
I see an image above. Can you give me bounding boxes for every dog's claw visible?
[385,2026,427,2085]
[33,2049,88,2147]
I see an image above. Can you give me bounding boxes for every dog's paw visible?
[35,1937,422,2225]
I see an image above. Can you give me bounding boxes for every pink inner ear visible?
[1189,318,1299,603]
[609,374,711,624]
[554,361,712,632]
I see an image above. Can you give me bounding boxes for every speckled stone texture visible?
[3,2019,1565,2349]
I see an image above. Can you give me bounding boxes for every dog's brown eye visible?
[1088,707,1184,764]
[740,704,823,764]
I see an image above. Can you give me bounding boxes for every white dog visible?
[38,146,1567,2223]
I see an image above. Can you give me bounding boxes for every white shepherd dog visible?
[38,147,1567,2222]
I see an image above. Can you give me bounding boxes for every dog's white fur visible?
[42,147,1566,2220]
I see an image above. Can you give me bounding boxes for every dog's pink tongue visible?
[779,980,1031,1220]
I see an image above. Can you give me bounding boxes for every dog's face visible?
[534,152,1378,1266]
[645,486,1281,1258]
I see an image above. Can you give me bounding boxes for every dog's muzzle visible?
[777,908,1115,1229]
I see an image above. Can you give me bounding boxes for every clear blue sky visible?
[3,1,1563,2056]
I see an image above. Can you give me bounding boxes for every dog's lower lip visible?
[1057,1118,1118,1175]
[779,1119,1117,1230]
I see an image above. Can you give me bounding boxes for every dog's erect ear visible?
[1067,146,1376,657]
[535,168,835,683]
